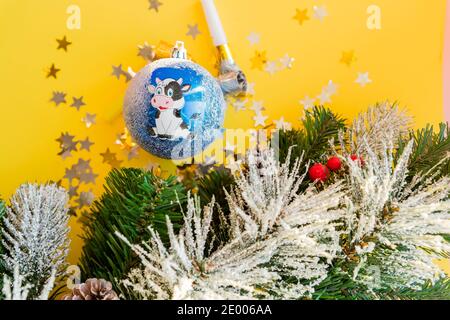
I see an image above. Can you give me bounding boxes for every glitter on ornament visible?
[123,41,226,159]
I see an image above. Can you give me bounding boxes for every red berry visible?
[326,156,342,172]
[350,154,365,166]
[309,163,329,182]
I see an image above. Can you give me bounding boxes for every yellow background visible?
[0,0,448,273]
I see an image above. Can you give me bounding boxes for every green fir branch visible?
[278,106,346,166]
[79,168,186,298]
[397,123,450,179]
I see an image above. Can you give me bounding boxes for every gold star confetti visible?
[186,24,201,40]
[148,0,162,12]
[250,50,267,70]
[56,132,78,157]
[82,113,96,128]
[79,137,94,151]
[115,128,139,160]
[50,91,66,106]
[56,36,72,51]
[46,63,60,79]
[68,185,79,198]
[100,148,123,168]
[138,42,156,62]
[111,64,124,79]
[64,158,97,185]
[77,191,95,209]
[293,9,309,25]
[340,50,357,67]
[70,96,86,111]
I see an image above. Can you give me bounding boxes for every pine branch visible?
[1,184,70,299]
[278,106,346,166]
[79,168,186,298]
[313,261,450,300]
[0,200,5,299]
[197,167,235,249]
[397,123,450,179]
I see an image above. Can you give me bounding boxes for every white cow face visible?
[147,78,191,111]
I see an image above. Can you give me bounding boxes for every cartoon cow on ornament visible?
[147,77,193,140]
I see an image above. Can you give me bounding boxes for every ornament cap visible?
[171,41,188,59]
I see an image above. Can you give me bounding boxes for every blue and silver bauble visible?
[123,41,227,159]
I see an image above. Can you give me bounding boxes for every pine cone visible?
[64,278,119,300]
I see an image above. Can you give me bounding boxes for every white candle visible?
[201,0,227,46]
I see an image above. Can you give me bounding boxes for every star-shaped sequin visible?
[300,96,315,110]
[355,72,372,87]
[313,5,328,21]
[77,191,95,209]
[186,24,201,40]
[250,51,267,70]
[341,50,357,67]
[68,186,79,198]
[111,64,124,79]
[148,0,163,12]
[250,101,265,113]
[79,137,94,151]
[46,64,60,79]
[70,96,86,111]
[253,113,268,127]
[138,42,156,62]
[82,113,96,128]
[79,171,98,184]
[280,54,295,69]
[50,91,67,106]
[232,99,247,112]
[293,9,309,25]
[274,117,292,131]
[100,148,123,168]
[56,36,72,52]
[265,61,278,75]
[246,83,255,95]
[247,32,261,46]
[324,80,338,95]
[56,132,78,153]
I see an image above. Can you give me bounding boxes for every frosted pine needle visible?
[342,138,450,292]
[117,148,346,299]
[346,102,411,156]
[2,264,56,300]
[1,183,70,298]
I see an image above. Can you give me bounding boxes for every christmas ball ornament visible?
[123,41,226,159]
[326,156,342,172]
[308,163,329,182]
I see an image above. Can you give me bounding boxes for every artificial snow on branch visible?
[2,264,56,300]
[341,138,450,293]
[346,102,411,156]
[1,183,70,298]
[117,149,346,299]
